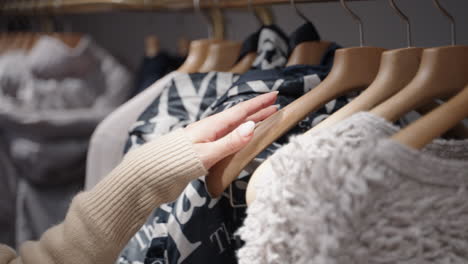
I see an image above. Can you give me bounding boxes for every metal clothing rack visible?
[0,0,369,14]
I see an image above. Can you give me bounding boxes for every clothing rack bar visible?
[1,0,370,14]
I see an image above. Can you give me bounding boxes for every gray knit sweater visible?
[238,112,468,264]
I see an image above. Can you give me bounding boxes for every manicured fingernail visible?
[272,91,279,95]
[238,121,255,137]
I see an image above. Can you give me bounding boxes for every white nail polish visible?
[238,121,255,137]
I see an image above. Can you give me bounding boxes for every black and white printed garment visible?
[117,25,290,264]
[139,43,352,264]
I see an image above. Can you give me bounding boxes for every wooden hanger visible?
[206,0,385,197]
[369,46,468,124]
[393,84,468,149]
[414,100,468,140]
[309,0,423,132]
[287,41,332,66]
[230,52,256,74]
[145,35,160,57]
[177,39,213,73]
[60,33,83,48]
[177,0,216,73]
[254,6,274,26]
[311,47,422,132]
[207,46,384,197]
[208,1,386,197]
[179,0,236,73]
[197,3,242,72]
[18,32,30,51]
[286,0,331,66]
[199,40,242,72]
[25,33,38,51]
[177,36,191,57]
[371,0,468,123]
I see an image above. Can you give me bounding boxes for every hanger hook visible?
[247,0,258,25]
[194,0,212,38]
[290,0,312,25]
[211,0,225,39]
[432,0,456,45]
[247,0,253,12]
[389,0,412,47]
[340,0,364,47]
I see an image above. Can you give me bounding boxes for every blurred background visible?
[0,0,467,252]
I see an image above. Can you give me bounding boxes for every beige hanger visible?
[199,40,242,72]
[253,6,274,26]
[25,32,38,51]
[230,52,256,74]
[414,100,468,139]
[309,0,423,132]
[177,0,217,73]
[393,84,468,149]
[370,0,468,123]
[145,35,160,57]
[19,32,31,51]
[197,0,242,72]
[287,41,332,66]
[206,0,385,197]
[177,36,191,57]
[51,32,82,48]
[209,7,225,40]
[177,39,213,73]
[286,0,331,66]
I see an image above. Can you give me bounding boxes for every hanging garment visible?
[0,35,132,246]
[238,112,468,264]
[131,52,185,98]
[117,25,291,264]
[85,72,182,190]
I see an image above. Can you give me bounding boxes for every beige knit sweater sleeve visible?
[0,129,207,264]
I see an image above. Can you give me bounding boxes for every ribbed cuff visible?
[77,128,207,248]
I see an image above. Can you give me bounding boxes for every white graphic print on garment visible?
[126,88,180,152]
[251,27,289,70]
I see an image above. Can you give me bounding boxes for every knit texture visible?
[0,129,207,264]
[238,113,468,264]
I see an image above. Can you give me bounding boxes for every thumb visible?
[203,121,256,169]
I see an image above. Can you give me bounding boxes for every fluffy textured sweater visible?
[0,129,207,264]
[238,112,468,264]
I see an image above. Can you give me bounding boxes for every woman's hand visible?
[185,92,278,169]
